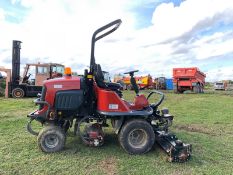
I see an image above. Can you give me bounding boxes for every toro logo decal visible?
[109,104,119,110]
[54,84,63,89]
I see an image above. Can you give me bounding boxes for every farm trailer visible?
[173,67,206,93]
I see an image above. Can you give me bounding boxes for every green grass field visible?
[0,91,233,175]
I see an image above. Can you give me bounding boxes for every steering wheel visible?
[27,73,31,78]
[147,90,165,109]
[22,73,31,84]
[124,70,139,75]
[124,70,139,95]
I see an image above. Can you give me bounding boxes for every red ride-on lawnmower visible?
[27,19,191,162]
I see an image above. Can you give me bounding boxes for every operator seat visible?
[94,64,122,97]
[94,64,107,88]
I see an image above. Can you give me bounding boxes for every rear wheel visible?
[180,90,184,94]
[193,86,199,93]
[197,85,201,93]
[12,88,25,98]
[118,119,155,154]
[37,125,66,153]
[200,85,204,93]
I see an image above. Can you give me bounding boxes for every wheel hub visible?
[128,129,147,148]
[44,134,59,149]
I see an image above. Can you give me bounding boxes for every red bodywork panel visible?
[44,76,81,107]
[33,76,81,117]
[37,76,149,115]
[130,95,149,110]
[95,84,149,112]
[95,85,130,112]
[173,67,206,91]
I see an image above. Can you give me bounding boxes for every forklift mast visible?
[12,40,22,85]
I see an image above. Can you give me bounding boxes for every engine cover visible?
[55,90,84,110]
[43,76,85,107]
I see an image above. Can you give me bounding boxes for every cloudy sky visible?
[0,0,233,82]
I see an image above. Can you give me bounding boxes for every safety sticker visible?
[109,104,119,110]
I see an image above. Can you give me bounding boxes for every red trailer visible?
[173,67,206,93]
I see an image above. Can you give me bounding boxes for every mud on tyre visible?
[37,125,66,153]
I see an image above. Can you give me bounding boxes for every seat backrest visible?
[94,64,107,88]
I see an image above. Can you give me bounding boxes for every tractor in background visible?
[154,77,166,90]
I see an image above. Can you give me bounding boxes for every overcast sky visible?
[0,0,233,82]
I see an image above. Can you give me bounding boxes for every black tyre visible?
[197,85,201,93]
[180,90,184,94]
[12,88,25,98]
[37,125,66,153]
[193,86,199,93]
[200,85,204,93]
[118,119,155,154]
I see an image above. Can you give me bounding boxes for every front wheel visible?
[12,88,25,98]
[37,125,66,153]
[118,119,155,154]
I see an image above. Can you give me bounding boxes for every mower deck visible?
[155,131,192,162]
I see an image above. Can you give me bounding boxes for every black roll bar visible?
[90,19,122,73]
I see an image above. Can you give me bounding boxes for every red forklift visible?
[27,19,191,162]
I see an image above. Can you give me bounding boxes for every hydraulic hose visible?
[27,118,39,136]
